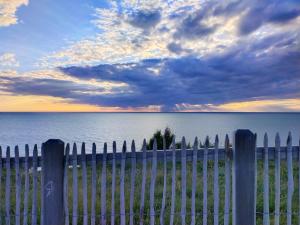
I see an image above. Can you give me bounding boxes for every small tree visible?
[147,127,191,150]
[147,127,174,150]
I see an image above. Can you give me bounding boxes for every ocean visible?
[0,112,299,154]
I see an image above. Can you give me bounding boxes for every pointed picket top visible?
[142,139,147,151]
[264,133,268,148]
[90,143,95,155]
[33,144,38,158]
[153,138,157,151]
[171,136,176,149]
[103,142,107,155]
[225,134,230,149]
[66,143,70,154]
[6,146,10,158]
[215,135,219,148]
[193,137,198,149]
[122,141,127,154]
[131,140,136,153]
[15,145,19,157]
[181,136,186,150]
[205,136,210,148]
[72,143,77,155]
[287,131,292,147]
[112,141,116,154]
[81,142,86,155]
[275,133,280,148]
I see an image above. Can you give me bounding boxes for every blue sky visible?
[0,0,300,112]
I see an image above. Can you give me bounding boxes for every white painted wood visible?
[191,137,198,225]
[274,133,280,225]
[15,146,21,225]
[150,139,157,225]
[120,141,126,225]
[286,132,294,225]
[91,143,97,225]
[298,136,300,225]
[224,135,231,225]
[64,144,70,225]
[129,140,136,225]
[72,143,78,225]
[40,145,44,225]
[31,145,38,225]
[23,145,29,225]
[139,140,147,225]
[111,142,116,225]
[81,143,88,225]
[101,143,107,225]
[181,137,187,225]
[159,138,167,225]
[0,146,2,225]
[263,133,270,225]
[203,136,208,225]
[5,147,10,225]
[213,135,219,225]
[170,137,176,225]
[254,134,257,225]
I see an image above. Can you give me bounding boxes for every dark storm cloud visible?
[127,10,161,30]
[238,1,300,35]
[1,31,299,111]
[56,32,300,110]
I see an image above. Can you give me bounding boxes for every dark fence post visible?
[42,139,65,225]
[232,130,256,225]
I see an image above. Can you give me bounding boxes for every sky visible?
[0,0,299,112]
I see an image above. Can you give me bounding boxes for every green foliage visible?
[147,127,192,150]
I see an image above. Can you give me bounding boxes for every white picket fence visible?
[0,129,299,225]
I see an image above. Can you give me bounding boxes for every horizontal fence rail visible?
[0,130,299,225]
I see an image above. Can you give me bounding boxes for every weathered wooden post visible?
[232,129,256,225]
[42,139,65,225]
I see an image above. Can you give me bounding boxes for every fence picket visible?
[72,143,78,225]
[263,133,270,225]
[31,145,38,225]
[181,137,187,225]
[159,138,167,225]
[5,147,10,225]
[214,135,219,225]
[64,144,70,225]
[150,139,158,225]
[203,137,209,225]
[170,137,176,225]
[139,140,147,225]
[224,135,230,225]
[191,137,198,225]
[101,143,107,225]
[287,132,294,225]
[41,145,44,225]
[91,143,97,225]
[299,136,300,225]
[120,141,126,225]
[23,145,29,225]
[111,142,116,225]
[81,143,88,225]
[0,147,2,225]
[15,146,21,225]
[274,133,280,225]
[129,141,136,225]
[254,133,257,225]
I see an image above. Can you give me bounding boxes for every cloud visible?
[0,0,28,27]
[0,53,19,68]
[127,10,161,30]
[239,1,300,35]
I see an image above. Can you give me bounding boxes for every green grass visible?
[0,159,300,225]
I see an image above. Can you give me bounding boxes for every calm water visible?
[0,113,299,154]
